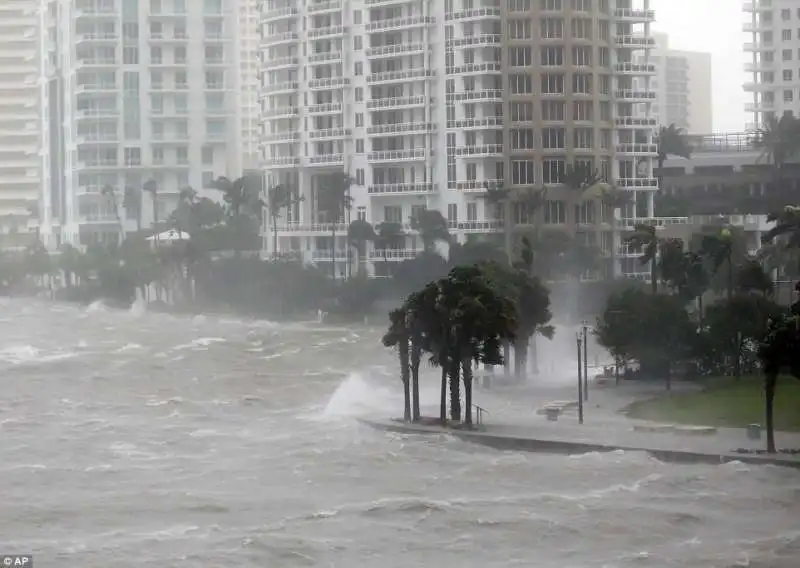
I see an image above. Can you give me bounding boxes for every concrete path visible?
[382,376,800,467]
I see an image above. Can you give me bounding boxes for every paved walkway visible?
[381,376,800,467]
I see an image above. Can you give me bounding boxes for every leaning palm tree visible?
[123,186,143,233]
[753,114,800,185]
[101,185,124,243]
[264,184,293,258]
[480,181,512,263]
[700,227,737,300]
[656,123,692,190]
[410,208,450,253]
[374,221,404,277]
[624,223,660,293]
[763,205,800,249]
[347,218,375,276]
[317,171,353,279]
[143,179,159,244]
[382,308,411,422]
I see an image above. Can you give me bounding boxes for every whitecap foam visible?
[116,343,144,353]
[172,337,226,351]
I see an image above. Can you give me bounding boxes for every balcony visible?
[75,33,118,44]
[308,77,350,90]
[613,9,655,21]
[614,35,656,49]
[445,7,502,21]
[448,89,502,103]
[446,34,501,48]
[369,248,421,261]
[276,222,348,234]
[308,153,345,166]
[453,144,503,157]
[616,217,689,230]
[312,249,348,262]
[615,116,658,128]
[261,56,299,70]
[368,183,436,195]
[307,102,343,114]
[262,131,300,142]
[617,178,658,189]
[744,1,774,12]
[308,128,351,140]
[366,16,434,33]
[366,69,434,85]
[448,62,503,75]
[260,32,299,48]
[366,96,431,110]
[447,117,503,130]
[368,149,428,163]
[261,106,299,119]
[307,25,347,39]
[260,6,298,22]
[366,43,426,59]
[262,81,298,94]
[307,1,342,14]
[454,179,504,192]
[263,156,300,168]
[366,122,435,136]
[615,90,657,102]
[616,143,657,155]
[614,62,656,75]
[308,51,343,65]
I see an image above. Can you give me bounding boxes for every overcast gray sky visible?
[652,0,745,133]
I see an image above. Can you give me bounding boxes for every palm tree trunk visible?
[651,259,658,294]
[400,341,410,422]
[331,227,336,279]
[698,293,704,327]
[411,342,421,421]
[439,365,447,425]
[765,373,777,453]
[727,253,733,299]
[272,213,278,258]
[503,342,511,377]
[462,359,473,426]
[449,352,461,422]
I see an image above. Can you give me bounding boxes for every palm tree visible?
[101,185,124,243]
[656,124,692,188]
[347,219,375,276]
[700,227,737,299]
[317,172,353,279]
[264,184,292,258]
[563,162,603,195]
[624,223,660,293]
[383,308,411,422]
[374,221,404,277]
[410,208,450,253]
[763,205,800,248]
[758,312,800,453]
[481,181,512,263]
[753,114,800,185]
[143,179,159,243]
[123,186,143,232]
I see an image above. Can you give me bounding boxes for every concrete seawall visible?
[359,419,800,470]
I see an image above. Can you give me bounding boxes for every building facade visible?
[260,0,661,280]
[647,32,712,134]
[0,0,42,244]
[39,0,242,250]
[744,0,800,127]
[238,0,260,170]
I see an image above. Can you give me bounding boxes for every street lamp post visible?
[581,320,589,402]
[576,332,584,425]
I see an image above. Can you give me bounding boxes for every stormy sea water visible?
[1,298,798,568]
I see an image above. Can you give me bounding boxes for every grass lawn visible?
[626,375,800,432]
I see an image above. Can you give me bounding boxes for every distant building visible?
[38,0,243,250]
[643,32,712,134]
[0,0,41,242]
[744,0,800,127]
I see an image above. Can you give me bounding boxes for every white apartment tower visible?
[744,0,800,127]
[260,0,659,280]
[39,0,242,250]
[0,0,41,241]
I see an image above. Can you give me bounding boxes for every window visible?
[542,128,565,149]
[151,120,164,139]
[510,46,532,67]
[176,146,188,164]
[150,47,162,64]
[573,101,593,121]
[124,147,141,166]
[782,9,791,21]
[783,29,792,41]
[202,146,214,165]
[540,0,562,11]
[541,100,565,121]
[543,200,566,223]
[509,74,533,94]
[152,147,164,165]
[508,19,531,39]
[202,171,214,188]
[150,22,163,39]
[541,18,563,39]
[356,139,364,153]
[511,129,535,150]
[541,46,564,66]
[353,10,361,24]
[123,47,138,64]
[206,119,226,138]
[784,69,793,81]
[541,74,564,94]
[151,94,163,114]
[573,128,593,149]
[511,102,534,122]
[511,160,536,185]
[572,46,592,67]
[205,70,224,89]
[467,203,477,222]
[542,159,565,184]
[151,70,163,89]
[447,204,458,223]
[572,74,592,94]
[175,71,187,89]
[356,169,365,185]
[571,18,592,39]
[175,46,187,64]
[508,0,532,11]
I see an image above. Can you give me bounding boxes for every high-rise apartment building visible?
[744,0,800,128]
[39,0,242,250]
[260,0,660,280]
[238,0,261,170]
[0,0,41,241]
[648,32,712,134]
